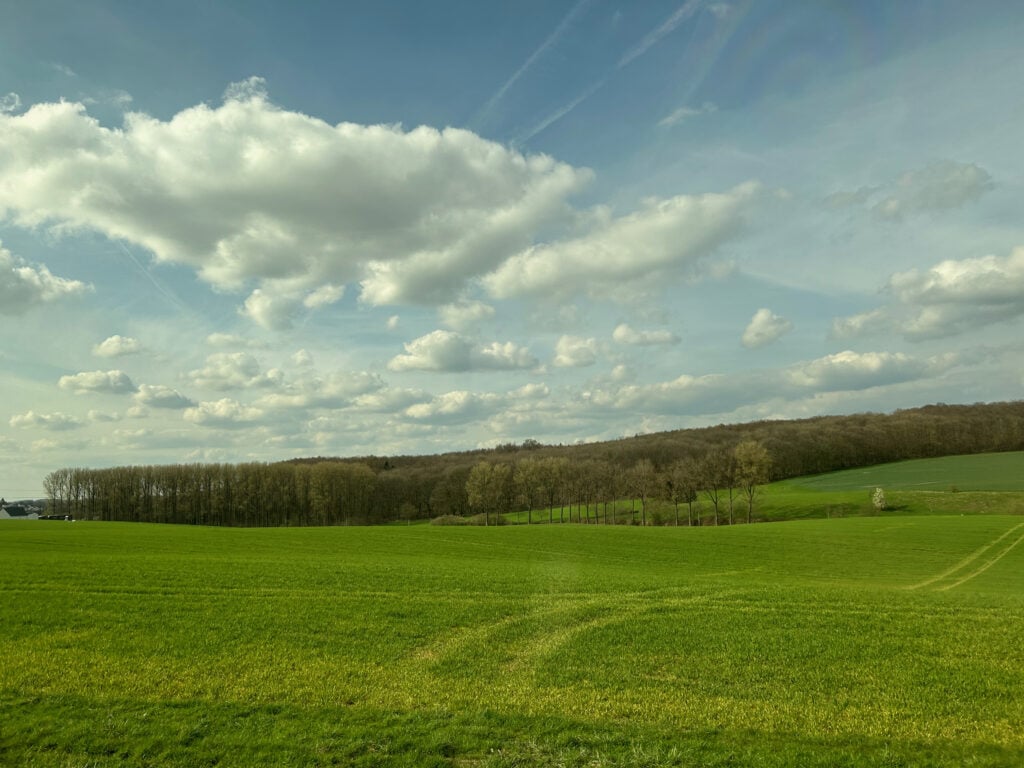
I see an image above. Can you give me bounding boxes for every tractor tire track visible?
[906,522,1024,591]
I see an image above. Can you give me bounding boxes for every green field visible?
[2,514,1024,766]
[781,451,1024,492]
[743,451,1024,523]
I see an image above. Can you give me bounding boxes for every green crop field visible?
[2,514,1023,767]
[780,451,1024,493]
[744,451,1024,523]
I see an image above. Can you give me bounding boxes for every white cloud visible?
[0,93,20,114]
[785,350,937,390]
[0,243,90,314]
[612,323,679,346]
[887,247,1024,338]
[827,161,992,221]
[353,387,430,413]
[87,410,121,422]
[303,284,344,308]
[833,247,1024,341]
[223,76,268,103]
[386,315,400,330]
[387,330,537,372]
[830,309,890,340]
[439,300,495,331]
[184,398,263,428]
[404,390,504,425]
[256,370,383,410]
[9,410,83,431]
[241,289,301,331]
[92,335,141,358]
[484,182,762,300]
[658,102,717,128]
[188,353,284,391]
[58,370,137,394]
[741,308,793,349]
[292,349,314,367]
[584,350,950,418]
[0,91,588,315]
[553,335,598,368]
[873,161,992,220]
[134,384,195,409]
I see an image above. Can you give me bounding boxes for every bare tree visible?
[734,440,772,523]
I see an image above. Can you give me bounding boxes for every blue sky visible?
[2,0,1023,498]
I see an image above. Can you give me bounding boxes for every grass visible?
[2,514,1024,766]
[780,450,1024,492]
[753,451,1024,523]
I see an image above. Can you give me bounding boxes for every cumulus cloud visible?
[353,387,430,413]
[87,410,121,422]
[93,335,141,358]
[0,243,90,314]
[887,247,1024,339]
[833,247,1024,341]
[484,182,762,299]
[387,330,537,372]
[303,284,344,308]
[184,398,263,428]
[58,369,137,394]
[9,410,83,430]
[612,323,679,346]
[188,353,284,390]
[256,370,384,410]
[134,384,196,409]
[292,349,314,367]
[553,335,598,368]
[785,350,937,390]
[741,308,792,349]
[829,308,890,340]
[0,89,589,316]
[584,350,951,417]
[241,289,301,331]
[404,390,505,425]
[439,300,496,331]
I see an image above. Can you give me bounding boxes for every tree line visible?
[43,400,1024,526]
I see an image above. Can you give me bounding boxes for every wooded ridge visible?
[43,400,1024,526]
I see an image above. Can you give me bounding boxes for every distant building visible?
[0,499,39,520]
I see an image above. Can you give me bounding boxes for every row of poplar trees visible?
[43,440,770,527]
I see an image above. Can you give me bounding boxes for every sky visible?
[1,0,1023,499]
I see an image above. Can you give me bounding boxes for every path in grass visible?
[1,517,1023,767]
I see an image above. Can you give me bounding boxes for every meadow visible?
[2,507,1023,766]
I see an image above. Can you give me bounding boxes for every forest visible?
[42,400,1024,527]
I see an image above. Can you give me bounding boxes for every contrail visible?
[514,0,711,144]
[115,241,192,316]
[618,0,703,68]
[471,0,595,130]
[513,78,606,146]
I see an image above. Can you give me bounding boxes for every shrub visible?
[430,515,468,526]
